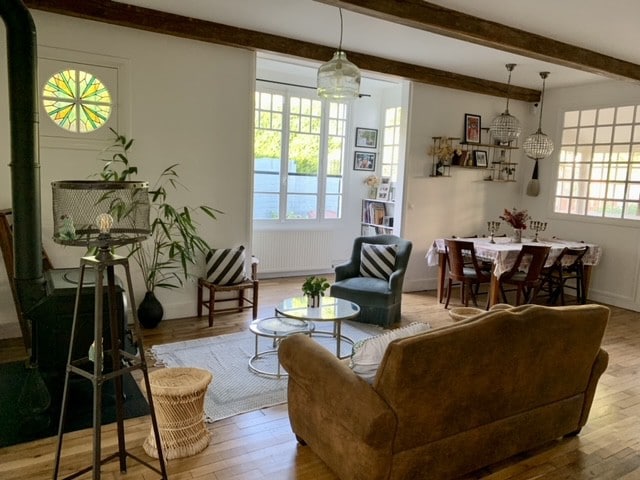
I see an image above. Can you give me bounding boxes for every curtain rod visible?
[256,78,371,98]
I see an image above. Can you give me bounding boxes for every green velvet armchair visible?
[330,235,412,328]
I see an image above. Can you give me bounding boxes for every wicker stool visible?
[141,367,213,460]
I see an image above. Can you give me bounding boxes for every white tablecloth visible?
[426,236,602,278]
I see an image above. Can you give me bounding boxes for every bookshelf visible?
[361,199,394,235]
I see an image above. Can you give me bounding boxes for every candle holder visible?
[487,221,501,244]
[530,220,547,242]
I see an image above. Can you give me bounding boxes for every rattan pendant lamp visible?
[524,72,554,197]
[490,63,521,144]
[317,8,361,100]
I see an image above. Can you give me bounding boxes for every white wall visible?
[0,11,254,322]
[401,82,535,291]
[521,79,640,311]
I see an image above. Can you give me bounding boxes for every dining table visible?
[426,236,603,307]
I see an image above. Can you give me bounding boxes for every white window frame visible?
[554,104,640,222]
[253,83,348,225]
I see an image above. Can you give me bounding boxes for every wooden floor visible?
[1,276,640,479]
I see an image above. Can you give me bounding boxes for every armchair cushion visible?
[350,322,431,383]
[206,245,246,285]
[360,243,398,280]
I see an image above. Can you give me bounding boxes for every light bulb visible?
[96,213,113,234]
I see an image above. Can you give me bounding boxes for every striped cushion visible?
[360,243,398,280]
[206,246,246,285]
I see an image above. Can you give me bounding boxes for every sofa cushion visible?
[350,322,431,383]
[360,243,397,280]
[206,246,246,285]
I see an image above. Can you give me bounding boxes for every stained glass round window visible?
[42,69,112,133]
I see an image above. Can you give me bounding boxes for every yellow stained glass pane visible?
[42,69,112,133]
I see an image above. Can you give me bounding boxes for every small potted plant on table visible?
[301,276,330,308]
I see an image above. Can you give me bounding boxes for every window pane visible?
[595,126,612,143]
[561,128,577,145]
[580,110,596,126]
[577,127,594,144]
[598,108,615,124]
[555,197,569,214]
[570,198,586,215]
[287,194,316,219]
[604,200,623,218]
[324,194,341,219]
[586,199,604,216]
[253,193,279,220]
[254,172,280,193]
[617,106,634,124]
[564,111,579,128]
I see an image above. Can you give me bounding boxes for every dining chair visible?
[539,246,589,305]
[444,239,492,309]
[499,244,551,306]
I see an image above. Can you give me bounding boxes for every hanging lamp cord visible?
[338,8,344,51]
[537,73,549,132]
[505,63,515,113]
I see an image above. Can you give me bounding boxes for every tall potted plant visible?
[98,129,221,327]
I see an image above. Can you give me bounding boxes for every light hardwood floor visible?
[1,276,639,479]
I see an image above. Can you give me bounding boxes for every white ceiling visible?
[115,0,640,90]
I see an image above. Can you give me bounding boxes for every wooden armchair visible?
[197,256,259,326]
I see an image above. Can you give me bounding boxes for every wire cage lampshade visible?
[52,180,150,248]
[490,63,521,144]
[317,8,361,100]
[523,72,554,160]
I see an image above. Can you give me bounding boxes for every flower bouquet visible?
[364,174,379,198]
[499,207,530,230]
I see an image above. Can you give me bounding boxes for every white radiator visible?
[253,231,334,274]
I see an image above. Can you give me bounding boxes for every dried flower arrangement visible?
[427,136,455,163]
[364,174,380,187]
[500,207,530,230]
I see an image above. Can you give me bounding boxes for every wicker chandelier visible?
[490,64,521,144]
[523,72,554,160]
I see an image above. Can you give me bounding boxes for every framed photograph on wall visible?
[464,114,481,144]
[355,127,378,148]
[474,150,488,167]
[354,151,376,171]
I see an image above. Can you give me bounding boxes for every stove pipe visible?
[0,0,45,312]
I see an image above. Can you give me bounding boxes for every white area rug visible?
[150,320,383,422]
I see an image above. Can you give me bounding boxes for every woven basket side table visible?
[141,367,213,460]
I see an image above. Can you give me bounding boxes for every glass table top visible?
[250,316,313,337]
[275,296,360,322]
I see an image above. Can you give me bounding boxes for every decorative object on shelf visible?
[354,151,376,171]
[317,8,360,100]
[499,207,530,243]
[473,150,488,168]
[301,276,330,308]
[487,221,501,244]
[376,179,391,200]
[428,136,457,177]
[464,114,481,144]
[524,72,554,197]
[490,64,521,144]
[364,174,379,198]
[530,220,547,243]
[451,149,467,166]
[355,127,378,148]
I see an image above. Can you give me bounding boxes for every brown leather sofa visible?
[278,304,609,480]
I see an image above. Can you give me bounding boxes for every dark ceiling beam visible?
[23,0,540,102]
[316,0,640,83]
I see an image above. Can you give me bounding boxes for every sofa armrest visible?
[334,260,358,281]
[578,347,609,428]
[279,333,396,448]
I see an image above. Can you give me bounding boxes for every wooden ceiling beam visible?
[316,0,640,83]
[23,0,540,102]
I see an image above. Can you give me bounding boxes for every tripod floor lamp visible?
[51,180,168,480]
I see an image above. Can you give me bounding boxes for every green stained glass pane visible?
[42,69,112,133]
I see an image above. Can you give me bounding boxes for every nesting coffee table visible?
[248,316,315,377]
[275,296,360,359]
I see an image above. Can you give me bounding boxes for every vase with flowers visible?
[302,276,330,308]
[499,207,530,243]
[427,136,456,176]
[364,174,379,199]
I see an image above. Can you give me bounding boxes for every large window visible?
[555,105,640,221]
[253,88,347,221]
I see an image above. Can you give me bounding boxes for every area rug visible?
[150,320,383,422]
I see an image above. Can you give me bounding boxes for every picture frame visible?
[376,183,390,201]
[353,151,376,171]
[474,150,488,168]
[355,127,378,148]
[464,114,481,144]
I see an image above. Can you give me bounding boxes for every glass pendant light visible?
[317,8,361,100]
[523,72,554,160]
[490,64,521,144]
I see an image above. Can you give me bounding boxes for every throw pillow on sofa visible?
[350,322,431,383]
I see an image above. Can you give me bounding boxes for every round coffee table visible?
[248,316,315,377]
[275,296,360,358]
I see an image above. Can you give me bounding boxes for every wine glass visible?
[530,220,547,242]
[487,221,501,244]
